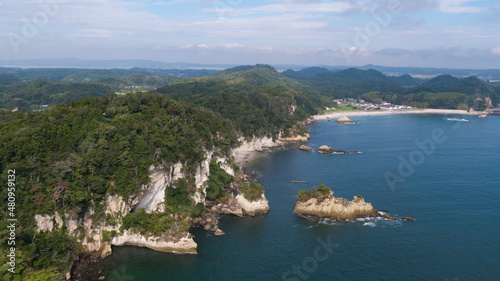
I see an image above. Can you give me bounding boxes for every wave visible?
[363,222,377,227]
[446,118,469,122]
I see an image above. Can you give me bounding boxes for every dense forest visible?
[157,65,332,137]
[0,92,241,279]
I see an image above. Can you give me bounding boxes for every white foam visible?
[363,222,377,227]
[446,118,469,122]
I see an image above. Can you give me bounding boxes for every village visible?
[328,98,415,111]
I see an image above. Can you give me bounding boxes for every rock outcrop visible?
[316,145,358,154]
[294,193,388,221]
[210,195,244,217]
[236,194,270,216]
[111,231,197,254]
[299,145,313,151]
[336,116,356,124]
[209,192,270,217]
[279,133,310,143]
[232,136,282,166]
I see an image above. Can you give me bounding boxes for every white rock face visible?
[106,194,130,216]
[135,168,171,213]
[279,133,310,142]
[35,214,54,232]
[232,136,281,165]
[111,231,197,254]
[235,194,270,216]
[193,152,213,204]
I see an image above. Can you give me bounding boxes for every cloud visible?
[78,29,113,39]
[205,1,355,16]
[437,0,484,13]
[492,47,500,56]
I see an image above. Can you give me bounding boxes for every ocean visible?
[91,114,500,281]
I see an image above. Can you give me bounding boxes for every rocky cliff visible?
[33,135,280,261]
[35,194,197,259]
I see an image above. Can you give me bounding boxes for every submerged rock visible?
[401,217,415,221]
[214,229,225,236]
[299,145,313,151]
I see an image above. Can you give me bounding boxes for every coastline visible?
[312,109,477,120]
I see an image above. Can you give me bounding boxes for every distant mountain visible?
[0,58,235,70]
[358,64,500,80]
[281,67,331,80]
[408,75,499,96]
[0,66,219,81]
[0,80,115,111]
[3,59,500,80]
[283,68,423,98]
[405,75,500,108]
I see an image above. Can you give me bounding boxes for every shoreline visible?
[312,109,477,120]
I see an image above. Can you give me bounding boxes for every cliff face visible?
[34,194,197,258]
[232,136,281,166]
[111,231,197,254]
[294,194,380,221]
[235,194,270,216]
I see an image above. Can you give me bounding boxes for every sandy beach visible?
[312,109,478,120]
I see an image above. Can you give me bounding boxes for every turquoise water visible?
[95,114,500,281]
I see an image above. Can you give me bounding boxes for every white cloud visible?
[492,47,500,55]
[78,29,113,39]
[437,0,483,13]
[205,1,354,15]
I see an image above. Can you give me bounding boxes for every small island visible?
[293,185,395,221]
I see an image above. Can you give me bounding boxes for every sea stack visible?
[293,185,391,221]
[336,116,356,124]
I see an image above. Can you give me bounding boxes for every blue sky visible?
[1,0,500,68]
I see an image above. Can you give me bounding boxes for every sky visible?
[1,0,500,68]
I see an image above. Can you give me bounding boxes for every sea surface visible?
[93,114,500,281]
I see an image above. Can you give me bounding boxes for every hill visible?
[157,65,331,137]
[283,68,423,99]
[0,80,114,111]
